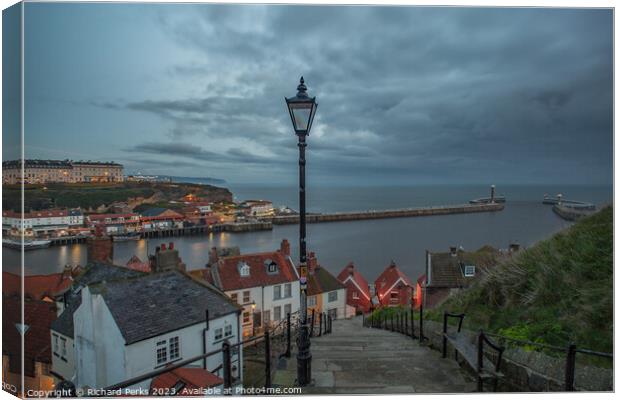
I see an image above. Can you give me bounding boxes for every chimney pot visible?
[161,243,166,251]
[169,242,174,250]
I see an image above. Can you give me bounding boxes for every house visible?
[191,240,300,338]
[3,208,84,238]
[2,297,57,396]
[50,264,242,391]
[374,261,415,307]
[125,255,151,273]
[304,253,347,320]
[420,245,501,308]
[140,208,185,230]
[239,200,274,218]
[181,206,221,226]
[337,262,372,314]
[85,213,141,235]
[3,267,76,303]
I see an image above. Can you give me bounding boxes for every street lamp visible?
[285,76,317,386]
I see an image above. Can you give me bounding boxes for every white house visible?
[51,264,241,392]
[303,252,348,321]
[193,240,300,338]
[3,208,83,237]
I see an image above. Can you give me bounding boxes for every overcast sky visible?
[3,4,613,185]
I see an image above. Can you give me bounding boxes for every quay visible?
[265,203,504,225]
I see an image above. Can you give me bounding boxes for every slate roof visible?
[3,297,57,377]
[208,250,298,291]
[337,263,371,300]
[374,261,414,298]
[50,262,147,338]
[305,266,345,296]
[90,270,239,345]
[150,367,223,394]
[426,247,500,288]
[140,208,172,217]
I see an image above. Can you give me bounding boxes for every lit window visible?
[352,291,359,299]
[156,340,168,365]
[464,265,476,277]
[243,312,250,324]
[214,328,223,341]
[169,337,180,360]
[328,291,338,302]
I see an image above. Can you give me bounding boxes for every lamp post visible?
[285,76,317,386]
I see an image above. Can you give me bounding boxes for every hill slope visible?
[430,206,613,353]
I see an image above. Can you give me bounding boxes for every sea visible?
[3,183,612,283]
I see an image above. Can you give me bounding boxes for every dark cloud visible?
[108,6,612,183]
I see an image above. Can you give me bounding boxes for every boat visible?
[469,196,506,204]
[2,238,52,250]
[112,232,142,242]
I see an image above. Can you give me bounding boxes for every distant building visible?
[192,240,300,337]
[374,261,415,307]
[420,245,502,309]
[140,208,185,230]
[85,213,141,234]
[303,252,348,320]
[3,208,83,238]
[181,205,221,226]
[337,262,372,314]
[2,159,123,184]
[240,200,274,218]
[3,268,76,304]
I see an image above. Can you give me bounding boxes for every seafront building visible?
[2,159,123,184]
[2,208,84,238]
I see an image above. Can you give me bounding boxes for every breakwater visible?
[265,203,504,225]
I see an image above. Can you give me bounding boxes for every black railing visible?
[362,306,422,341]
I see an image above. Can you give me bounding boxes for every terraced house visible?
[303,252,348,320]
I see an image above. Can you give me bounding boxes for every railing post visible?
[222,340,232,390]
[442,312,448,358]
[318,313,323,337]
[285,313,291,358]
[328,315,332,333]
[324,313,328,334]
[410,308,415,339]
[419,301,424,343]
[391,314,394,331]
[565,343,577,391]
[264,331,271,388]
[310,309,316,337]
[401,312,405,333]
[405,310,408,335]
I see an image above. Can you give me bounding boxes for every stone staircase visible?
[273,316,476,394]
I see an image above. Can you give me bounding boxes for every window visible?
[284,283,292,298]
[352,291,359,299]
[239,262,250,277]
[169,337,180,360]
[328,291,338,302]
[274,306,281,321]
[156,340,168,365]
[53,334,59,355]
[230,293,238,304]
[243,291,250,304]
[61,338,67,357]
[464,265,476,277]
[263,310,271,324]
[243,312,250,324]
[284,304,292,316]
[214,328,223,341]
[308,296,317,307]
[267,261,277,273]
[224,324,233,337]
[273,285,281,300]
[390,291,399,303]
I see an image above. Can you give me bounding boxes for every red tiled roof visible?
[374,261,414,298]
[3,271,73,300]
[337,263,371,299]
[211,250,298,291]
[2,297,57,377]
[126,256,152,273]
[4,209,74,219]
[150,367,223,395]
[417,273,427,286]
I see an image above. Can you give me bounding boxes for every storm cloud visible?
[21,4,612,184]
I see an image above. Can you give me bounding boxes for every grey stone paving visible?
[273,316,476,394]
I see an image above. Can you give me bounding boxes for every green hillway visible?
[427,205,613,356]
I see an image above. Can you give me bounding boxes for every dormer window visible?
[265,259,278,274]
[238,262,250,277]
[464,265,476,277]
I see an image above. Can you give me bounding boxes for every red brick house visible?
[337,262,372,314]
[374,261,414,307]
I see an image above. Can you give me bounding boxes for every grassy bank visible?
[3,181,233,212]
[427,206,613,354]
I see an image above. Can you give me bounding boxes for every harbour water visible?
[3,184,612,282]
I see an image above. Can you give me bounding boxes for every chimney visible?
[152,244,186,272]
[509,243,521,253]
[161,243,166,251]
[62,265,73,279]
[169,242,174,250]
[280,239,291,257]
[450,246,457,257]
[389,260,396,268]
[347,262,355,276]
[208,247,219,267]
[307,252,318,274]
[86,234,114,264]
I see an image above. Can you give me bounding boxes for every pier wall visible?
[266,203,504,225]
